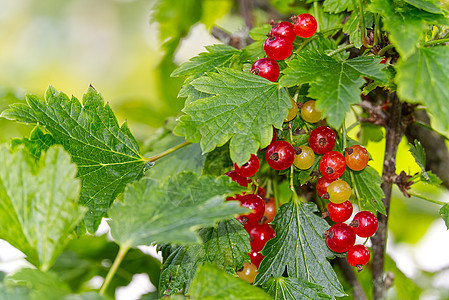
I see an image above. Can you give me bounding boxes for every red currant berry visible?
[257,187,266,198]
[320,151,346,180]
[316,176,335,199]
[327,180,352,204]
[225,170,252,187]
[345,145,369,171]
[237,262,258,283]
[350,211,378,238]
[291,13,317,38]
[234,154,259,178]
[347,244,370,272]
[251,58,280,82]
[300,100,322,123]
[308,126,336,154]
[380,57,388,64]
[262,197,276,224]
[264,34,293,61]
[266,141,295,170]
[293,145,315,170]
[248,250,264,268]
[328,200,353,223]
[245,223,275,252]
[270,21,296,43]
[228,194,265,225]
[325,223,356,253]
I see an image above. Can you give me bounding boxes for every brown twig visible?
[371,92,403,300]
[335,257,368,300]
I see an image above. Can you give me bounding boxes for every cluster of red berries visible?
[250,13,317,82]
[224,158,277,283]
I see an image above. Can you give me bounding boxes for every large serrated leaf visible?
[0,145,86,271]
[159,218,251,296]
[108,172,248,247]
[280,52,387,129]
[11,126,55,161]
[189,263,272,299]
[323,0,355,13]
[1,86,146,233]
[254,198,345,298]
[175,68,291,165]
[264,277,331,300]
[396,46,449,130]
[350,167,386,215]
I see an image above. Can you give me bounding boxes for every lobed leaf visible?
[350,167,386,215]
[264,277,331,300]
[0,145,86,271]
[323,0,355,13]
[1,86,146,233]
[11,126,55,161]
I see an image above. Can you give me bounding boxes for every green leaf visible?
[421,170,442,185]
[254,198,345,298]
[440,203,449,229]
[202,142,233,176]
[281,51,387,129]
[370,0,448,59]
[108,172,248,247]
[409,139,428,179]
[404,0,444,14]
[1,86,146,233]
[176,68,291,165]
[11,126,55,161]
[350,167,386,215]
[159,218,250,296]
[0,145,86,271]
[249,24,273,41]
[323,0,355,13]
[397,46,449,130]
[342,12,374,49]
[360,122,384,144]
[264,277,331,300]
[189,263,272,299]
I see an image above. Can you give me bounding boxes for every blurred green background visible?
[1,0,449,299]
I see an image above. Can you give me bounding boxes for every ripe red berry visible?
[245,223,275,252]
[350,211,378,238]
[266,141,295,170]
[234,154,259,178]
[262,197,276,224]
[319,151,346,180]
[225,170,252,187]
[380,57,388,64]
[308,126,336,154]
[316,176,335,198]
[227,194,265,225]
[347,244,370,272]
[264,34,293,61]
[270,21,296,43]
[291,13,317,38]
[328,200,353,223]
[251,58,280,82]
[345,145,369,171]
[248,250,264,268]
[325,223,356,253]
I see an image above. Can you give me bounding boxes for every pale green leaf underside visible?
[397,46,449,130]
[1,86,146,233]
[281,51,387,129]
[108,172,248,247]
[189,263,272,299]
[177,68,291,165]
[0,145,86,271]
[264,277,331,300]
[254,200,345,298]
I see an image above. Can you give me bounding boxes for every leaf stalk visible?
[99,243,131,295]
[146,141,191,163]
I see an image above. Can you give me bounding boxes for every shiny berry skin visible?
[328,200,353,223]
[325,223,356,253]
[228,194,265,225]
[284,98,298,122]
[266,141,295,170]
[345,145,369,171]
[237,262,258,283]
[316,177,335,198]
[320,151,346,180]
[264,34,293,61]
[350,211,378,238]
[262,197,276,224]
[234,154,259,178]
[380,57,388,64]
[300,100,322,123]
[293,145,315,170]
[270,21,296,43]
[347,244,370,271]
[246,223,275,252]
[327,180,352,204]
[248,250,264,268]
[225,170,252,187]
[292,13,317,38]
[251,58,280,82]
[308,126,336,154]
